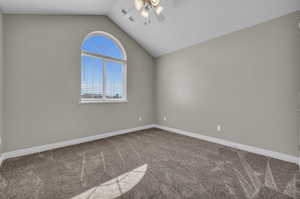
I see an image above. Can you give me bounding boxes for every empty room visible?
[0,0,299,198]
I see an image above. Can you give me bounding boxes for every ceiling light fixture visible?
[122,0,165,25]
[155,6,164,15]
[135,0,164,25]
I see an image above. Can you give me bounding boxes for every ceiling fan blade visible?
[121,6,137,22]
[121,9,128,15]
[121,7,135,16]
[129,16,135,22]
[121,7,136,23]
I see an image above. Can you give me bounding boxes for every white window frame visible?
[80,31,127,104]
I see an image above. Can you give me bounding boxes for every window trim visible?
[80,31,127,104]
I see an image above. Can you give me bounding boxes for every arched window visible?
[80,31,127,103]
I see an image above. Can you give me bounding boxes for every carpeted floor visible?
[0,128,299,199]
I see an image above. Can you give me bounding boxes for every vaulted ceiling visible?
[1,0,300,57]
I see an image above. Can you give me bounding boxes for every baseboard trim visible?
[2,124,156,162]
[1,124,298,166]
[154,125,299,164]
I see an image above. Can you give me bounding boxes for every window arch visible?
[80,31,127,103]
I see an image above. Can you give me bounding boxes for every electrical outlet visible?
[217,125,222,132]
[163,116,167,121]
[138,116,143,121]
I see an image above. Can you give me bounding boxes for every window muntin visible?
[80,32,127,103]
[81,35,124,60]
[81,56,103,99]
[105,61,124,99]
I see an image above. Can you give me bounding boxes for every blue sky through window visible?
[81,34,124,99]
[106,61,123,98]
[81,56,103,96]
[81,35,124,59]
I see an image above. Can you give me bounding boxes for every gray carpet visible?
[0,128,298,199]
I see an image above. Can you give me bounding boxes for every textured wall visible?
[3,15,156,152]
[156,11,300,156]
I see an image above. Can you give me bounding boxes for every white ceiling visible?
[0,0,117,15]
[1,0,300,57]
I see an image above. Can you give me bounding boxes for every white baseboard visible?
[1,124,156,162]
[1,124,298,167]
[154,125,299,164]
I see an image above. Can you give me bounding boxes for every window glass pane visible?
[81,35,124,60]
[81,55,103,99]
[105,61,124,99]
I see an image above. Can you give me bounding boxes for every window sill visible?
[79,99,128,104]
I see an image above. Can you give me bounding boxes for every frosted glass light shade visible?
[134,0,144,11]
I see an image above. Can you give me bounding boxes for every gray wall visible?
[298,92,300,159]
[0,13,3,155]
[156,11,300,156]
[2,12,300,157]
[3,15,156,152]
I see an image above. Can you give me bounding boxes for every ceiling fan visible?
[121,0,166,25]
